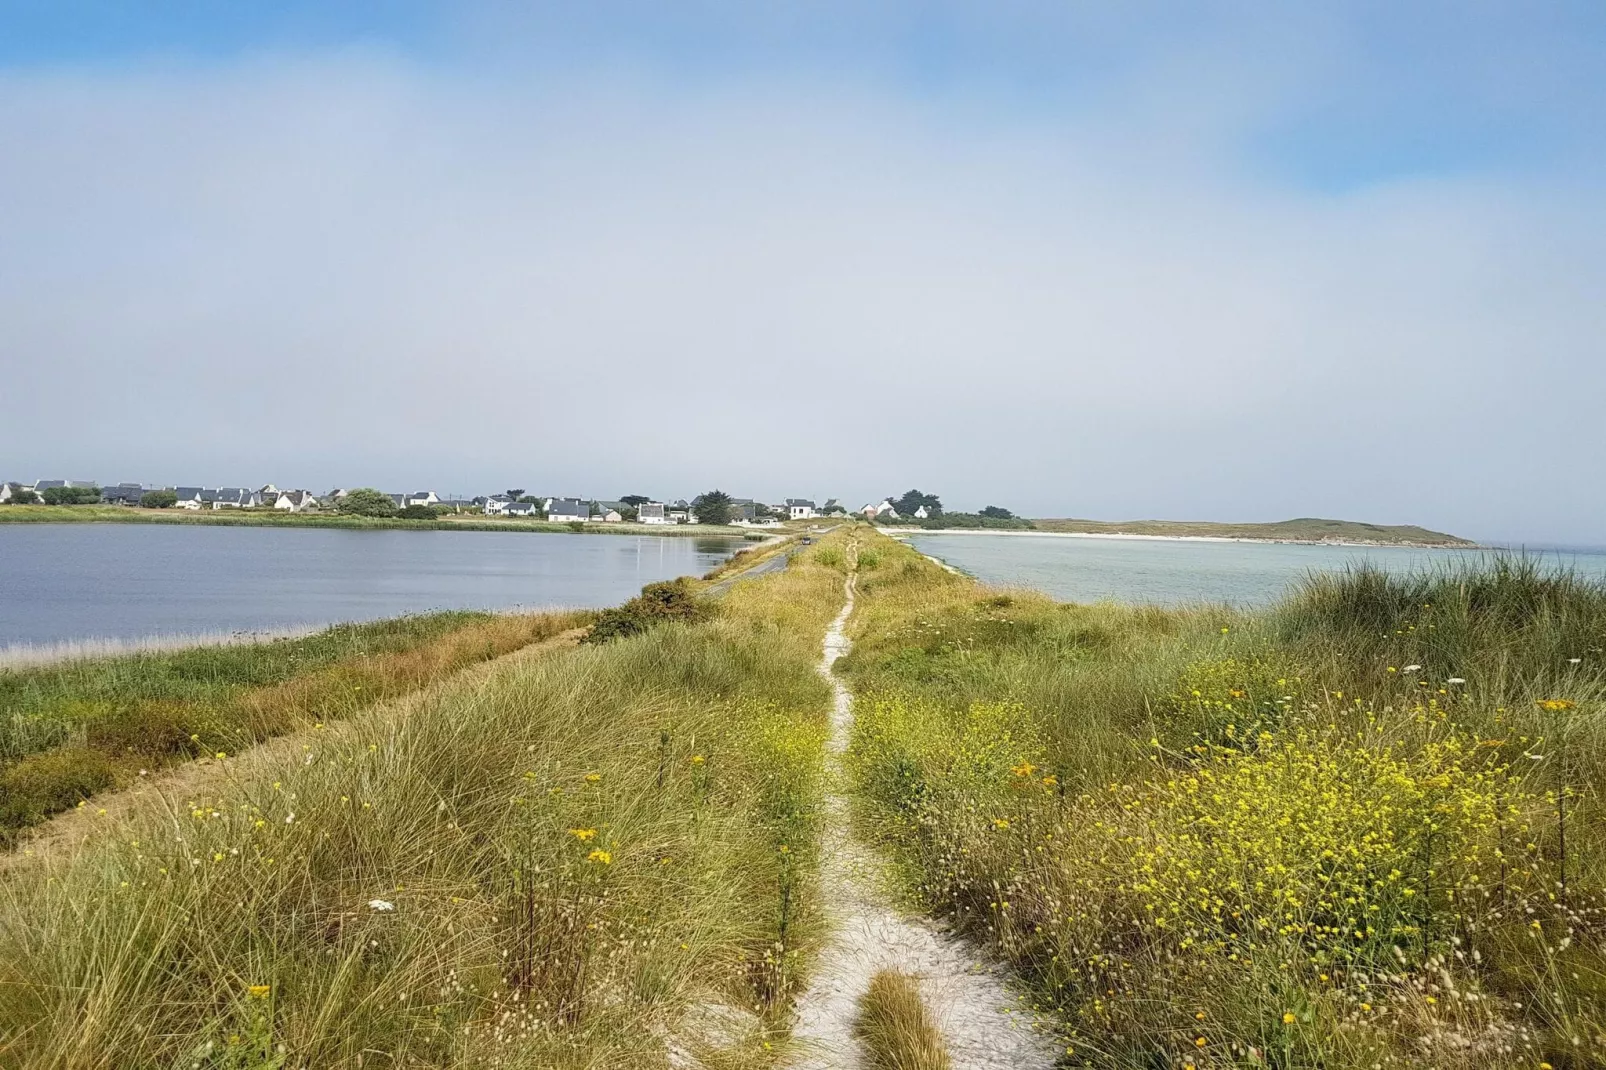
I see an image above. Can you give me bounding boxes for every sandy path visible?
[785,569,1059,1070]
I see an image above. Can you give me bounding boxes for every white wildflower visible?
[368,899,396,912]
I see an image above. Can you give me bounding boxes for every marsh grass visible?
[842,529,1606,1069]
[855,969,951,1070]
[0,611,589,839]
[0,531,853,1068]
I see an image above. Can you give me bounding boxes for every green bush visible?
[336,488,399,518]
[398,504,438,520]
[0,746,118,832]
[583,579,708,644]
[40,485,101,505]
[138,488,178,509]
[4,489,40,505]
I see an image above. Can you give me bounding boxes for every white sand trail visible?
[785,568,1059,1070]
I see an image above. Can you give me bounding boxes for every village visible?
[0,480,931,525]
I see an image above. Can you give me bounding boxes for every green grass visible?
[0,611,588,839]
[0,530,854,1068]
[1032,515,1474,545]
[841,528,1606,1069]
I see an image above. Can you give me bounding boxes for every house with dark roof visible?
[1,481,34,503]
[174,487,206,509]
[546,497,587,521]
[483,494,515,515]
[505,501,539,517]
[271,490,320,512]
[786,498,817,520]
[101,484,146,506]
[405,491,440,508]
[637,502,667,524]
[212,488,259,509]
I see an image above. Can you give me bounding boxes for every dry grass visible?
[0,612,590,840]
[855,969,951,1070]
[0,530,857,1068]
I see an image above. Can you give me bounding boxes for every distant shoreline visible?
[0,505,781,539]
[882,527,1486,550]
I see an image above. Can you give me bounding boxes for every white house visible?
[786,498,817,520]
[912,506,928,519]
[599,508,623,523]
[0,482,33,503]
[873,500,900,519]
[637,502,668,524]
[173,487,206,510]
[483,494,515,516]
[212,488,259,509]
[272,490,320,512]
[505,501,539,517]
[405,491,440,508]
[547,497,587,522]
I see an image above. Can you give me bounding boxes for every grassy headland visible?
[0,503,783,538]
[840,529,1604,1068]
[0,531,853,1067]
[1031,515,1475,546]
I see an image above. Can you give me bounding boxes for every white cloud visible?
[0,50,1601,540]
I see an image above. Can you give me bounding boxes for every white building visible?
[637,502,668,524]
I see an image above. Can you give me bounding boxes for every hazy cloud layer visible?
[2,10,1603,542]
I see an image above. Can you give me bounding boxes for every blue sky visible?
[2,2,1603,541]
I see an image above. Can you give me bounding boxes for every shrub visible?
[337,488,399,517]
[584,579,708,644]
[4,489,40,505]
[40,485,101,505]
[398,504,438,520]
[855,969,951,1070]
[138,488,178,509]
[0,746,117,832]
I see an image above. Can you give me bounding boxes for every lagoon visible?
[0,524,750,647]
[903,532,1606,606]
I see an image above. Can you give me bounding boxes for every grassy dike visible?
[0,531,849,1068]
[839,528,1606,1069]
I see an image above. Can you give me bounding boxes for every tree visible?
[5,489,40,505]
[891,489,942,517]
[619,495,650,507]
[41,485,101,505]
[979,505,1015,520]
[517,495,541,504]
[693,489,734,525]
[505,489,526,500]
[139,489,178,509]
[337,488,399,518]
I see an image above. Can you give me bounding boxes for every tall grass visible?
[0,612,589,840]
[0,532,853,1068]
[843,531,1606,1069]
[855,969,951,1070]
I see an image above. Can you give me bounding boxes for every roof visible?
[33,480,65,490]
[548,498,586,516]
[175,487,204,499]
[786,499,816,508]
[638,502,666,516]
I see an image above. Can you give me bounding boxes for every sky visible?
[1,2,1603,544]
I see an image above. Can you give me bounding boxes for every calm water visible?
[904,532,1606,606]
[0,525,751,646]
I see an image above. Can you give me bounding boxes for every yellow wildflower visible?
[587,849,612,865]
[1537,699,1575,712]
[584,772,602,784]
[247,984,271,998]
[1282,1012,1296,1024]
[569,828,597,841]
[690,754,706,765]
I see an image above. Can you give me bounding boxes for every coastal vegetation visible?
[1033,515,1474,546]
[839,531,1604,1068]
[0,611,587,841]
[855,969,952,1070]
[0,530,853,1067]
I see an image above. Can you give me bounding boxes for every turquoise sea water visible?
[902,533,1606,607]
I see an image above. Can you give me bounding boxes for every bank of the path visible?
[784,553,1059,1069]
